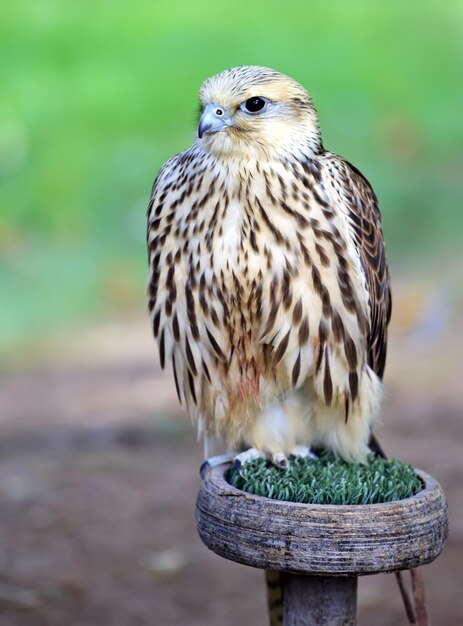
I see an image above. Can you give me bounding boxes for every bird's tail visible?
[265,570,284,626]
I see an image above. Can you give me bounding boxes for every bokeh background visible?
[0,1,462,624]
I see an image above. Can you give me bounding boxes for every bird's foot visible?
[234,448,266,475]
[200,445,318,478]
[270,452,290,470]
[290,445,318,460]
[234,446,319,475]
[235,448,291,474]
[200,449,270,478]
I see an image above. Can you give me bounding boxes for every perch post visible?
[196,463,448,626]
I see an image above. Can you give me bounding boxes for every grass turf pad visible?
[227,454,422,505]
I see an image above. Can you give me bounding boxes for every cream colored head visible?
[197,66,322,158]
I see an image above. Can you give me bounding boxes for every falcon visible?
[146,65,391,468]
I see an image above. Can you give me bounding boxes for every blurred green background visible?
[1,0,462,354]
[0,4,462,625]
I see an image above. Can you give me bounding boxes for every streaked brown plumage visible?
[147,65,391,463]
[146,65,430,626]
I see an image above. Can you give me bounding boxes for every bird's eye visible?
[242,97,267,114]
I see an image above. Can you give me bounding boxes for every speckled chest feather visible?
[147,145,375,446]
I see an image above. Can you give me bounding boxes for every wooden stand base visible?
[196,463,448,625]
[283,574,357,626]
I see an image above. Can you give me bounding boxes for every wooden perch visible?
[196,463,448,625]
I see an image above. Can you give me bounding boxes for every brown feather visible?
[329,157,392,380]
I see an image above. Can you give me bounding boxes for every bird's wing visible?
[327,156,392,380]
[146,153,182,367]
[146,155,177,230]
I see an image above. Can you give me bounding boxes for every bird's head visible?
[197,66,322,159]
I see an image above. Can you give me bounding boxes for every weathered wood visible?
[196,463,448,576]
[283,574,357,626]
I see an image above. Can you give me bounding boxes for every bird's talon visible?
[272,452,289,470]
[234,459,244,477]
[290,445,318,460]
[233,447,265,474]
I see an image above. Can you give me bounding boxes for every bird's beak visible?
[198,103,233,139]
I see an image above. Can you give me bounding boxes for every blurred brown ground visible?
[0,279,461,626]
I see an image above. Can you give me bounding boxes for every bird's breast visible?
[148,150,371,416]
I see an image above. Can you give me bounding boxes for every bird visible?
[147,65,391,469]
[146,66,429,626]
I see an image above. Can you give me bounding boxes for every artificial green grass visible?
[227,454,422,505]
